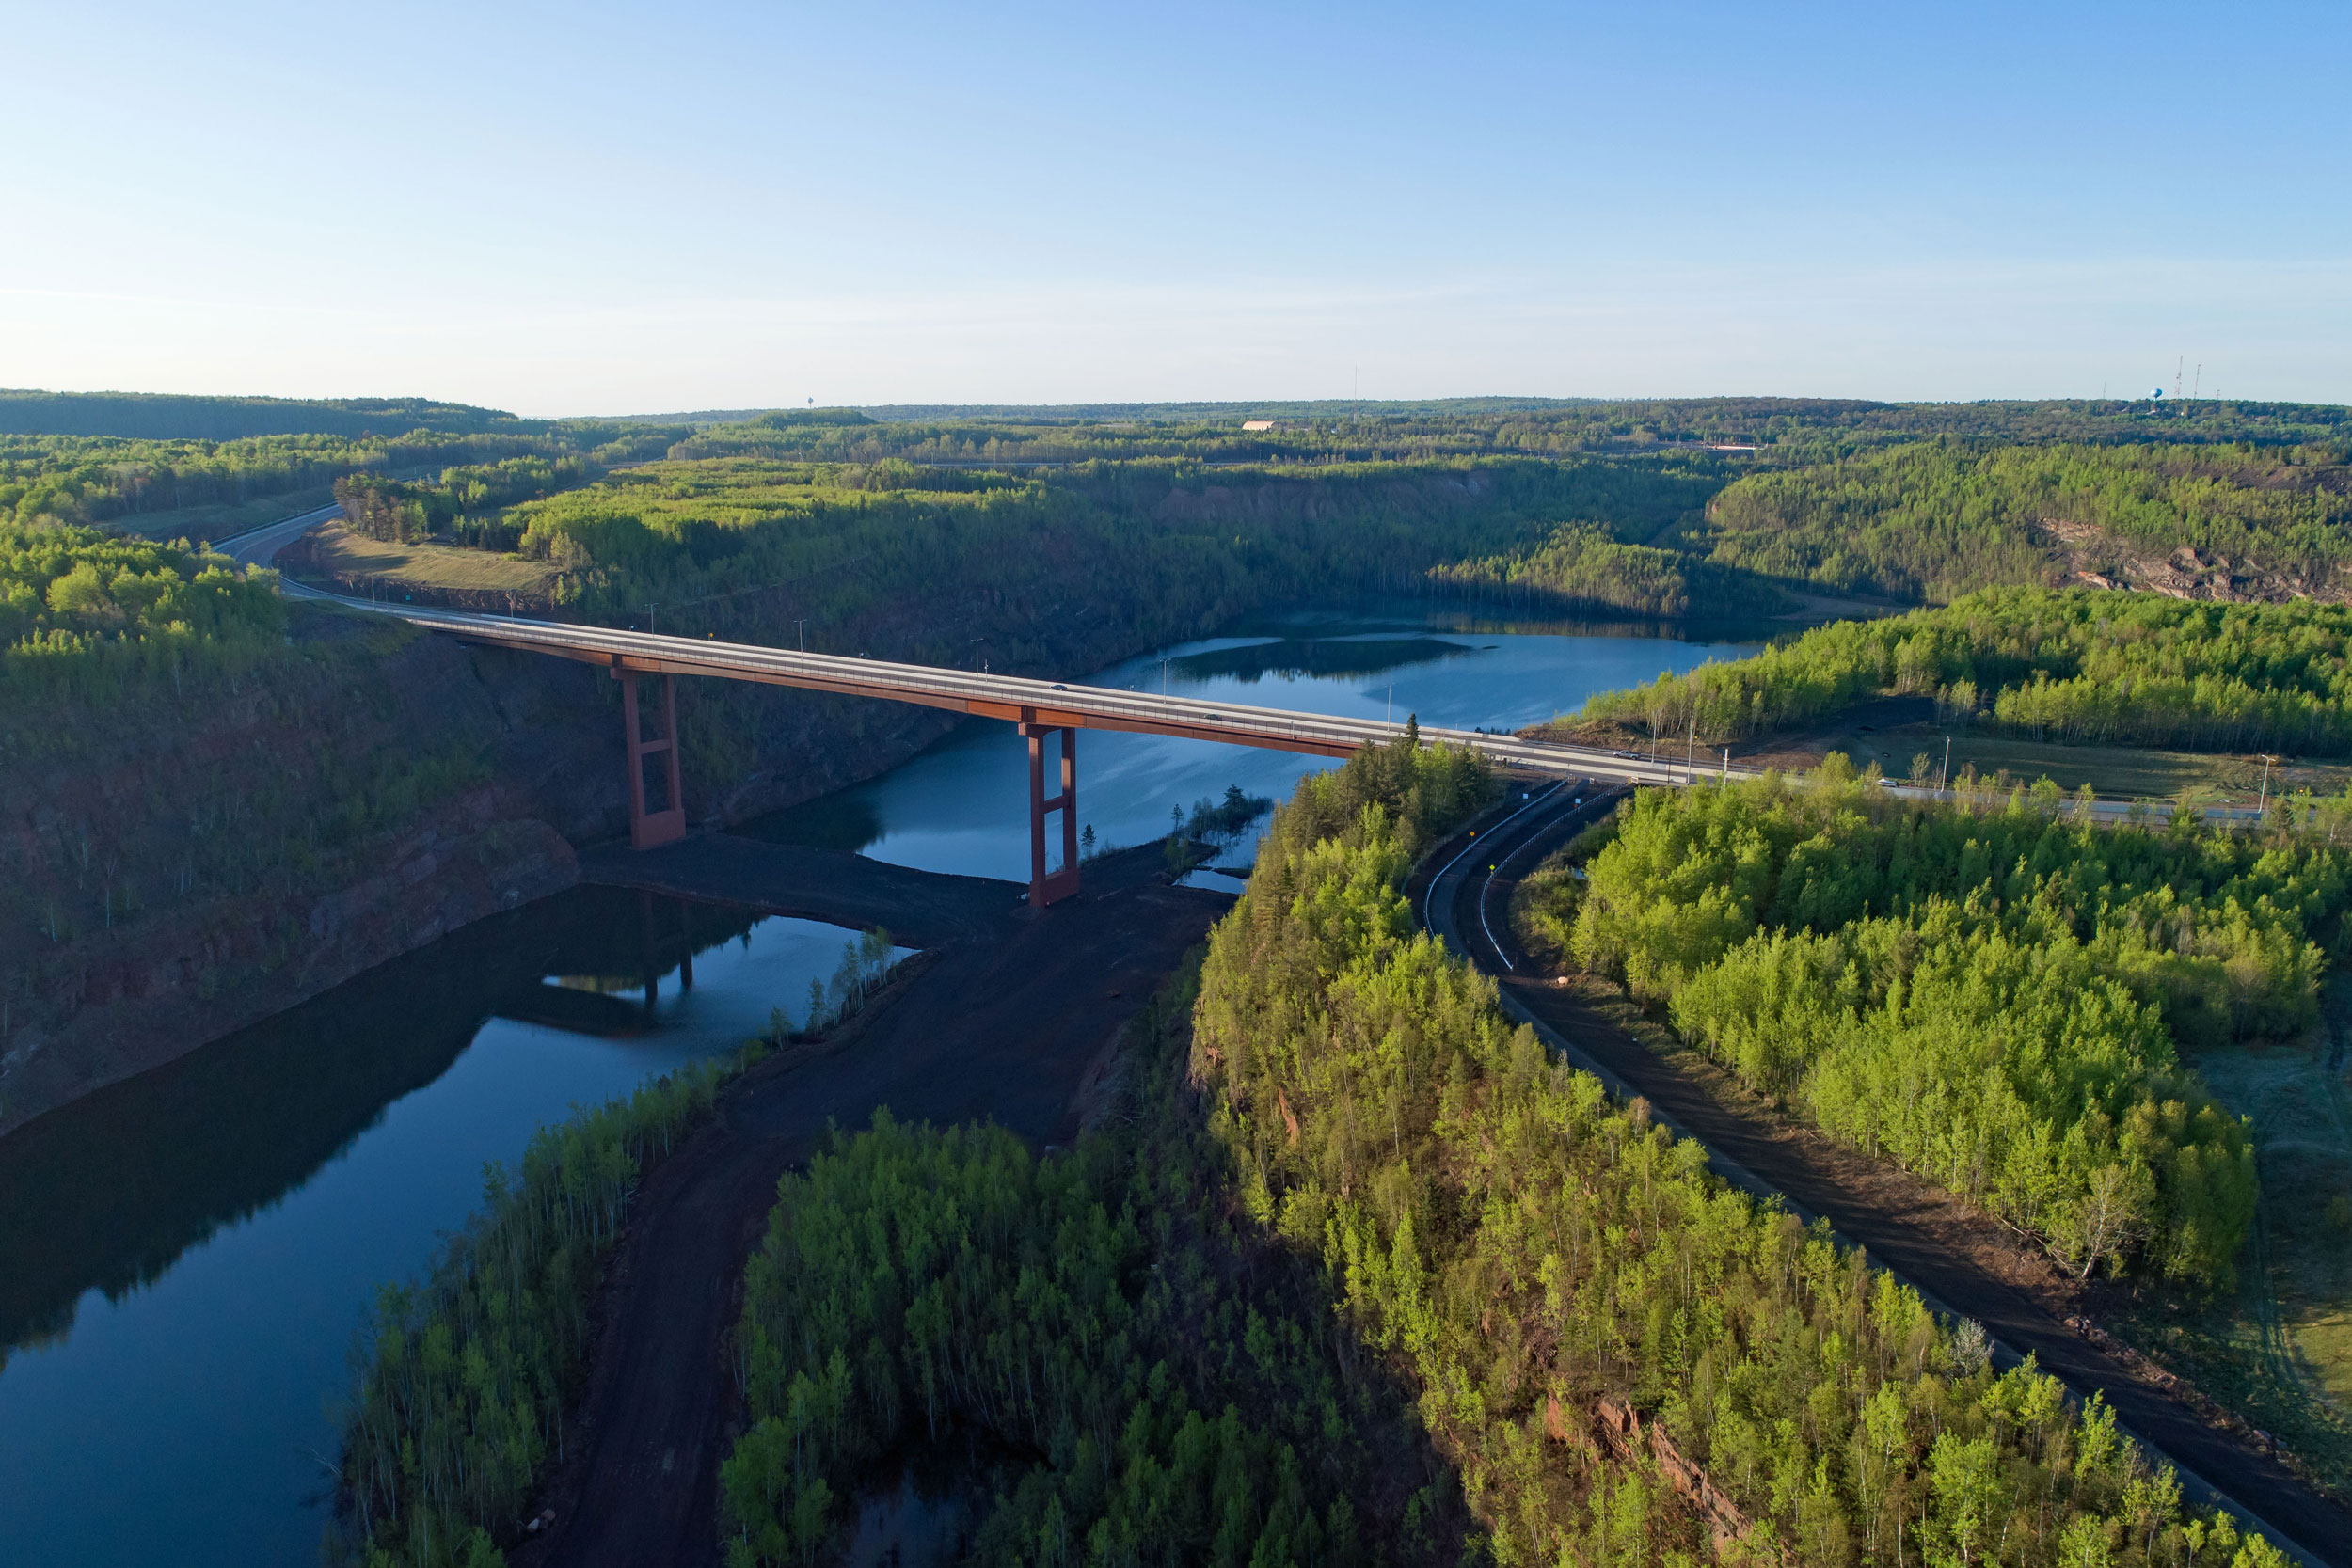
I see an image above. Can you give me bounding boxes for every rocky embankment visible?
[0,589,1201,1137]
[0,594,993,1135]
[2041,516,2352,604]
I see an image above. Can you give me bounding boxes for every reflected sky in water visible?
[0,895,894,1567]
[743,602,1757,880]
[0,599,1756,1564]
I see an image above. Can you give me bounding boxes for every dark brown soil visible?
[513,837,1230,1568]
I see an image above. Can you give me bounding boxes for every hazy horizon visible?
[7,0,2345,413]
[10,387,2352,427]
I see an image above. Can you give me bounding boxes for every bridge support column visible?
[1020,721,1080,908]
[619,669,687,850]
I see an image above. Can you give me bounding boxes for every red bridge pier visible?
[611,666,1084,905]
[619,669,687,850]
[1021,721,1080,908]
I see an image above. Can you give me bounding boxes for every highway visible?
[225,507,2277,825]
[213,500,343,571]
[1418,791,2348,1568]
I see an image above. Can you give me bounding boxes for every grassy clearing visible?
[1752,713,2352,804]
[110,483,339,542]
[2115,1016,2352,1493]
[294,521,558,595]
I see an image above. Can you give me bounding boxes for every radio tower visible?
[2176,356,2184,399]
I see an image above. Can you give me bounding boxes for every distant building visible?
[1241,420,1275,431]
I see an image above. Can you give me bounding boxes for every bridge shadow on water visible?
[0,886,765,1363]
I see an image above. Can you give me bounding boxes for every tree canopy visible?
[1570,586,2352,756]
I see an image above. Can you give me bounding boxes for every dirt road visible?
[1417,787,2352,1568]
[518,839,1230,1568]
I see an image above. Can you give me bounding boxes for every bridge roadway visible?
[229,511,2260,839]
[289,594,1726,785]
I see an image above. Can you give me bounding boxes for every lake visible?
[0,599,1756,1564]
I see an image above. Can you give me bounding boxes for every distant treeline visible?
[0,389,544,440]
[673,399,2352,468]
[1703,439,2352,603]
[1,421,683,535]
[1571,587,2352,755]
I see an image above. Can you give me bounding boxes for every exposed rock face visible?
[0,614,610,1138]
[2,465,1562,1136]
[0,801,579,1140]
[2039,516,2351,606]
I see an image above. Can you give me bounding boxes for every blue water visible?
[0,904,903,1567]
[744,601,1759,880]
[0,598,1755,1565]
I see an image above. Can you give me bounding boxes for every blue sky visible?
[3,0,2344,413]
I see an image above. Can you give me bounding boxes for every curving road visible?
[211,500,342,571]
[1416,785,2349,1568]
[215,501,2331,1553]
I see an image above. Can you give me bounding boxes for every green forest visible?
[718,741,1499,1568]
[1427,519,1788,621]
[1,421,686,536]
[484,453,1706,653]
[1414,438,2352,622]
[1550,765,2352,1288]
[1569,587,2352,755]
[705,740,2294,1566]
[1,520,283,685]
[337,1041,767,1567]
[1190,741,2286,1565]
[1701,441,2352,604]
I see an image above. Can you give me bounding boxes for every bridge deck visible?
[332,598,1720,786]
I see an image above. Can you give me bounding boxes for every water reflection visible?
[0,888,882,1567]
[1168,635,1475,684]
[742,600,1759,885]
[0,888,771,1365]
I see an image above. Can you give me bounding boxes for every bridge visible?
[228,511,2248,908]
[262,576,1725,905]
[386,603,1726,903]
